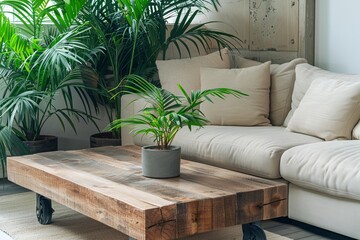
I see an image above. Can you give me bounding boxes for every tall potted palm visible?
[108,76,247,178]
[77,0,242,147]
[0,0,100,153]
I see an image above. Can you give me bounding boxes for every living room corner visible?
[1,0,360,240]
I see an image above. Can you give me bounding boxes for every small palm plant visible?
[108,75,247,150]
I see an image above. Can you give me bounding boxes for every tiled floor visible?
[0,179,355,240]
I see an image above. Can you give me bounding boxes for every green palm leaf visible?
[45,0,87,32]
[0,125,29,177]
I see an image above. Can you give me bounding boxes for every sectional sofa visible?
[121,49,360,239]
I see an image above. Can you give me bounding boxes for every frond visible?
[0,125,29,177]
[45,0,88,32]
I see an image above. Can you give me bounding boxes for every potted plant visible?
[0,0,100,153]
[107,75,247,178]
[77,0,242,147]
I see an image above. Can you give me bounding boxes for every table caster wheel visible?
[36,194,54,225]
[242,222,267,240]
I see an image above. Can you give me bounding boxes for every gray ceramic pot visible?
[141,145,181,178]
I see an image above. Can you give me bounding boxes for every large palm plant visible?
[77,0,242,138]
[0,0,101,141]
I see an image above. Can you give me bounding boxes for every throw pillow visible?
[352,118,360,140]
[283,63,360,126]
[287,78,360,140]
[232,56,307,125]
[156,48,230,95]
[269,58,308,125]
[352,121,360,140]
[200,61,271,126]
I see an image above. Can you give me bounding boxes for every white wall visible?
[315,0,360,74]
[42,103,109,150]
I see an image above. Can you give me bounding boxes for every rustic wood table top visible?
[7,145,287,240]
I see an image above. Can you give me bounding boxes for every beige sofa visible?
[121,51,360,239]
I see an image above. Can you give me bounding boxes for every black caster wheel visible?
[242,222,267,240]
[36,194,54,225]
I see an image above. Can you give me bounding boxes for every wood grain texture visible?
[204,0,250,49]
[250,0,299,51]
[7,145,287,240]
[298,0,315,64]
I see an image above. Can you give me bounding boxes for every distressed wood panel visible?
[231,49,299,64]
[202,0,250,49]
[249,0,299,51]
[162,0,315,63]
[298,0,315,64]
[162,0,314,64]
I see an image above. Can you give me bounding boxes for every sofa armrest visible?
[120,93,140,146]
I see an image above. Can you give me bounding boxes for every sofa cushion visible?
[156,48,230,95]
[200,62,271,126]
[134,126,322,179]
[287,78,360,140]
[232,56,307,126]
[269,58,308,125]
[352,121,360,139]
[284,63,360,126]
[280,141,360,201]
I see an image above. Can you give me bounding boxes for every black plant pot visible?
[23,135,58,154]
[90,132,121,148]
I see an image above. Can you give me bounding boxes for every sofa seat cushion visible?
[144,126,321,179]
[280,141,360,201]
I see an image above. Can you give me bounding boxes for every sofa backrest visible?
[283,63,360,140]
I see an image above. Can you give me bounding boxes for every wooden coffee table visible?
[7,145,287,240]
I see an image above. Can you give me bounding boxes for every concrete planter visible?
[141,145,181,178]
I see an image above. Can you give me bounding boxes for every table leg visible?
[36,194,54,225]
[242,222,267,240]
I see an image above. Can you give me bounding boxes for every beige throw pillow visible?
[232,56,307,125]
[269,58,308,125]
[156,48,230,95]
[287,78,360,140]
[352,121,360,139]
[283,63,360,126]
[200,62,271,126]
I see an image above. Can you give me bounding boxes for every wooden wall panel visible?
[298,0,315,64]
[249,0,299,51]
[163,0,314,64]
[202,0,250,49]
